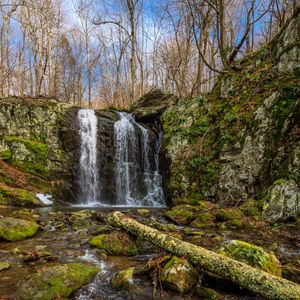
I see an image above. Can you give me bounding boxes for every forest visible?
[0,0,296,106]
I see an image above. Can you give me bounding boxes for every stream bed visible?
[0,206,299,299]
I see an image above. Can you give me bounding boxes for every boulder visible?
[161,256,199,293]
[18,263,99,300]
[0,217,39,241]
[164,205,197,225]
[218,240,281,276]
[90,230,138,256]
[262,179,300,223]
[111,267,134,289]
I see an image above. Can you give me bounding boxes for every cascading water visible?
[114,112,164,206]
[78,109,99,205]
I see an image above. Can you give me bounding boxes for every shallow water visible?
[0,206,299,299]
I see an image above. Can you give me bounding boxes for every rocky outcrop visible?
[157,9,300,208]
[262,179,300,223]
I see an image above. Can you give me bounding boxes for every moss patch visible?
[0,217,39,241]
[0,184,43,207]
[218,240,281,276]
[18,263,99,300]
[90,231,138,256]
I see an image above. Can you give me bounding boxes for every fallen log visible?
[108,211,300,300]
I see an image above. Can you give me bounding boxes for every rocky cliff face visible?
[134,9,300,221]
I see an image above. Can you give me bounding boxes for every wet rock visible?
[262,179,300,223]
[282,259,300,283]
[195,285,218,300]
[88,225,115,235]
[164,205,197,225]
[12,208,41,222]
[218,240,281,276]
[90,230,138,256]
[0,217,39,241]
[111,267,134,289]
[0,261,11,272]
[161,256,199,293]
[18,263,99,300]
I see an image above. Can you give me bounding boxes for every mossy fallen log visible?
[108,211,300,300]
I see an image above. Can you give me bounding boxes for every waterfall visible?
[114,112,164,206]
[78,109,99,205]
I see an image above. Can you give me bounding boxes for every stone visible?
[262,179,300,223]
[90,230,138,256]
[18,263,99,300]
[0,261,11,272]
[195,286,218,300]
[164,205,197,225]
[0,185,44,207]
[161,256,199,293]
[0,217,39,241]
[218,240,281,276]
[111,267,134,289]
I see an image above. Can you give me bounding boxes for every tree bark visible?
[108,211,300,300]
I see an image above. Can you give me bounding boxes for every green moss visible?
[0,184,43,207]
[219,240,281,276]
[1,149,12,162]
[0,217,39,241]
[164,205,197,225]
[90,231,138,256]
[4,136,50,179]
[161,256,198,293]
[111,267,134,289]
[240,199,261,217]
[215,209,239,222]
[18,263,99,300]
[0,261,11,272]
[227,219,244,229]
[190,213,214,228]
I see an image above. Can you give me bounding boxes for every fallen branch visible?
[108,211,300,300]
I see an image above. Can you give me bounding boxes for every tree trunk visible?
[108,212,300,300]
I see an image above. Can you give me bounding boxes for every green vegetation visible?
[218,240,281,276]
[0,217,39,241]
[90,231,138,256]
[18,263,99,300]
[1,136,49,179]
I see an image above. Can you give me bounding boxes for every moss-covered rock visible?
[0,217,39,241]
[90,231,138,256]
[195,286,218,300]
[164,205,198,225]
[111,267,134,289]
[190,212,214,228]
[0,261,11,272]
[215,208,239,222]
[240,199,261,218]
[0,184,43,207]
[218,240,281,276]
[161,256,199,293]
[262,179,300,223]
[18,263,99,300]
